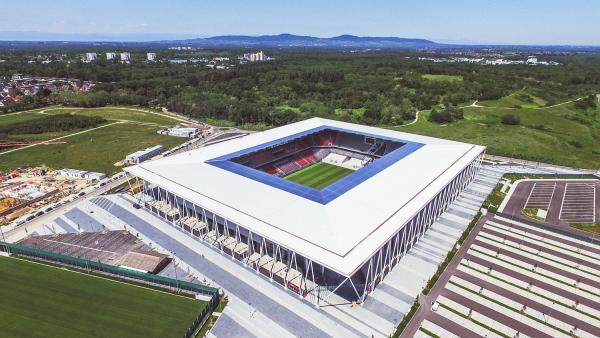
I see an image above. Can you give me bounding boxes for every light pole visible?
[172,251,179,293]
[0,224,10,255]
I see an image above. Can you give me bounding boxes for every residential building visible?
[242,51,268,62]
[120,52,131,62]
[84,53,97,62]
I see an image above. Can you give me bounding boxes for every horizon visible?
[1,0,599,45]
[0,32,599,47]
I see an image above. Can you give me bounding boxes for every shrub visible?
[428,110,452,123]
[501,114,520,125]
[569,140,583,148]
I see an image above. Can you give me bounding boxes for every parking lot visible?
[404,214,600,338]
[502,180,599,232]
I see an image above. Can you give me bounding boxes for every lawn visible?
[284,162,354,189]
[0,122,186,174]
[421,74,463,82]
[396,102,600,169]
[41,107,182,125]
[478,89,547,108]
[0,256,206,338]
[0,111,48,126]
[570,222,600,235]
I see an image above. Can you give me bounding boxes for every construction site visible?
[0,166,108,225]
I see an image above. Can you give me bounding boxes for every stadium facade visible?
[124,118,485,306]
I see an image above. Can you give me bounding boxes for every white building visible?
[124,118,484,305]
[61,168,106,181]
[157,127,199,138]
[106,52,117,61]
[124,145,165,164]
[84,53,97,62]
[147,53,157,61]
[243,51,267,62]
[120,52,131,62]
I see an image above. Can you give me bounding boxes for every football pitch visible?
[284,162,354,190]
[0,257,207,338]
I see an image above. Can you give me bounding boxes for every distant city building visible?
[120,52,131,62]
[147,53,157,61]
[242,51,268,62]
[84,53,97,62]
[125,145,165,164]
[106,52,117,61]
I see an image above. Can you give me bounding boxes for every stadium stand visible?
[233,129,403,178]
[17,231,170,273]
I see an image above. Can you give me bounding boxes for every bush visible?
[428,105,464,124]
[501,114,520,125]
[569,140,583,148]
[428,110,452,123]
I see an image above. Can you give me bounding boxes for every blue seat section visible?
[207,125,424,204]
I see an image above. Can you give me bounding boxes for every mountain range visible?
[179,34,437,48]
[0,32,437,48]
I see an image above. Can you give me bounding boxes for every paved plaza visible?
[21,165,503,337]
[32,162,597,337]
[405,213,600,338]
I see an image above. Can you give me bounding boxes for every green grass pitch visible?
[0,257,207,338]
[284,162,354,190]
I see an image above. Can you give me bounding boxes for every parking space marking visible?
[525,182,556,209]
[559,183,596,223]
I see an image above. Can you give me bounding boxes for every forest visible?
[1,48,600,128]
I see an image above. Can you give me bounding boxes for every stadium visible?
[124,118,485,305]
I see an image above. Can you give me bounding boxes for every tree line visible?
[2,49,600,127]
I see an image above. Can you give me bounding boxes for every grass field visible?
[0,106,188,174]
[0,122,185,174]
[0,256,206,338]
[40,107,182,125]
[0,106,182,127]
[395,100,600,169]
[478,90,547,108]
[421,74,464,82]
[284,162,354,189]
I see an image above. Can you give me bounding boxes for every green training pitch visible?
[0,257,206,338]
[284,162,354,190]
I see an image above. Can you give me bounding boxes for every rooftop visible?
[125,118,485,276]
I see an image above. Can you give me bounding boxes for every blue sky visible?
[1,0,598,45]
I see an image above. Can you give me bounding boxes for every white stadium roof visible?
[125,118,485,276]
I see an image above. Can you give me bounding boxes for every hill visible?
[175,34,437,48]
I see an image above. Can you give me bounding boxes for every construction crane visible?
[0,140,68,148]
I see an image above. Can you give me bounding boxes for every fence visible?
[0,241,220,338]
